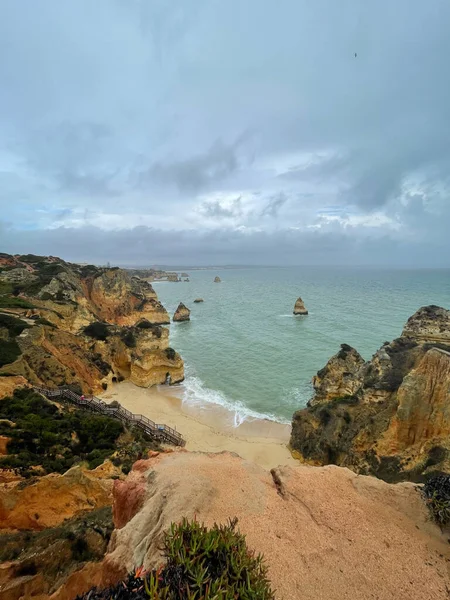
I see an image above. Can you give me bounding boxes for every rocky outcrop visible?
[193,298,204,303]
[311,344,364,403]
[102,451,450,600]
[0,254,183,393]
[293,297,308,315]
[173,302,190,322]
[0,376,29,399]
[291,306,450,481]
[0,464,115,530]
[214,276,221,283]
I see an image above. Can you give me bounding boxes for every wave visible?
[181,372,291,427]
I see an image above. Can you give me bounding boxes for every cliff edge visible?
[291,305,450,481]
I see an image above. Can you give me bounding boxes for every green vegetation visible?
[0,313,31,337]
[0,280,13,295]
[0,388,157,476]
[422,474,450,527]
[84,321,110,341]
[165,347,176,361]
[121,328,137,348]
[0,296,35,309]
[0,340,22,367]
[78,518,274,599]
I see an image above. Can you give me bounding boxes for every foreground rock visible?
[214,276,221,283]
[291,305,450,481]
[193,298,204,303]
[102,451,450,600]
[173,302,190,322]
[293,297,308,315]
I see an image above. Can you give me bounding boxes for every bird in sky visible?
[354,52,357,58]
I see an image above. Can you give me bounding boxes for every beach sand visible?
[101,381,296,470]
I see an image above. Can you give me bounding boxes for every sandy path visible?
[101,381,296,470]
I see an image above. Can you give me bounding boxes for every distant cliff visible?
[290,305,450,482]
[0,253,183,393]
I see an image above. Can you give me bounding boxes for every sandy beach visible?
[101,381,296,470]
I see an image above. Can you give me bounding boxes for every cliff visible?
[291,305,450,482]
[293,296,308,315]
[0,254,183,393]
[96,451,449,600]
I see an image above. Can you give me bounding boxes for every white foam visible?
[181,372,290,427]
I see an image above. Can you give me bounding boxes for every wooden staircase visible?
[34,386,186,447]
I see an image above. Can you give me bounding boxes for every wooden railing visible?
[33,386,185,447]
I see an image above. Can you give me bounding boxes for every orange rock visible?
[0,466,113,531]
[0,376,29,399]
[104,451,450,600]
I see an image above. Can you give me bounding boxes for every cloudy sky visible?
[0,0,449,266]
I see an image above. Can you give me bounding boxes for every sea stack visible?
[193,298,204,303]
[293,297,308,315]
[214,276,221,283]
[173,302,190,322]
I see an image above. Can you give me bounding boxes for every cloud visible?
[0,0,449,266]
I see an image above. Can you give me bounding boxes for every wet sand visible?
[101,381,296,470]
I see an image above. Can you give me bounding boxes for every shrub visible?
[0,296,35,309]
[0,314,31,337]
[422,474,450,527]
[77,518,274,599]
[121,329,136,348]
[0,340,22,367]
[165,348,176,361]
[84,322,110,341]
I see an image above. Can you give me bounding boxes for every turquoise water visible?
[154,267,450,424]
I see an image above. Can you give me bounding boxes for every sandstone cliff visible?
[291,305,450,481]
[0,254,183,393]
[173,302,190,322]
[100,451,450,600]
[293,296,308,315]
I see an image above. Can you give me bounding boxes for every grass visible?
[0,296,35,309]
[0,340,22,368]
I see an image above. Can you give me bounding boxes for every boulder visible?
[103,451,450,600]
[173,303,190,322]
[293,297,308,315]
[213,276,221,283]
[193,298,204,303]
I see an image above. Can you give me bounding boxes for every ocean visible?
[154,267,450,425]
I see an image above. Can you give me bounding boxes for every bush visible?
[0,314,31,337]
[422,474,450,527]
[0,296,35,309]
[84,322,110,341]
[121,329,136,348]
[77,518,274,599]
[165,348,176,361]
[0,340,22,367]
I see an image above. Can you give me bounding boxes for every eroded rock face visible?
[0,254,182,393]
[291,306,450,481]
[0,465,114,531]
[103,451,450,600]
[213,276,221,283]
[293,297,308,315]
[173,302,190,322]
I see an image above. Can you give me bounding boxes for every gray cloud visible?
[0,0,449,265]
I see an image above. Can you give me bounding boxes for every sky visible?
[0,0,450,267]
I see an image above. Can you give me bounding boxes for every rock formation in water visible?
[290,305,450,482]
[98,451,450,600]
[293,296,308,315]
[214,276,221,283]
[193,298,204,303]
[173,302,190,322]
[0,254,183,393]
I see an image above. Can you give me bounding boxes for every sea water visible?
[154,267,450,425]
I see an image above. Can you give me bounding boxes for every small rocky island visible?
[173,302,190,322]
[214,276,221,283]
[293,297,308,315]
[194,298,204,303]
